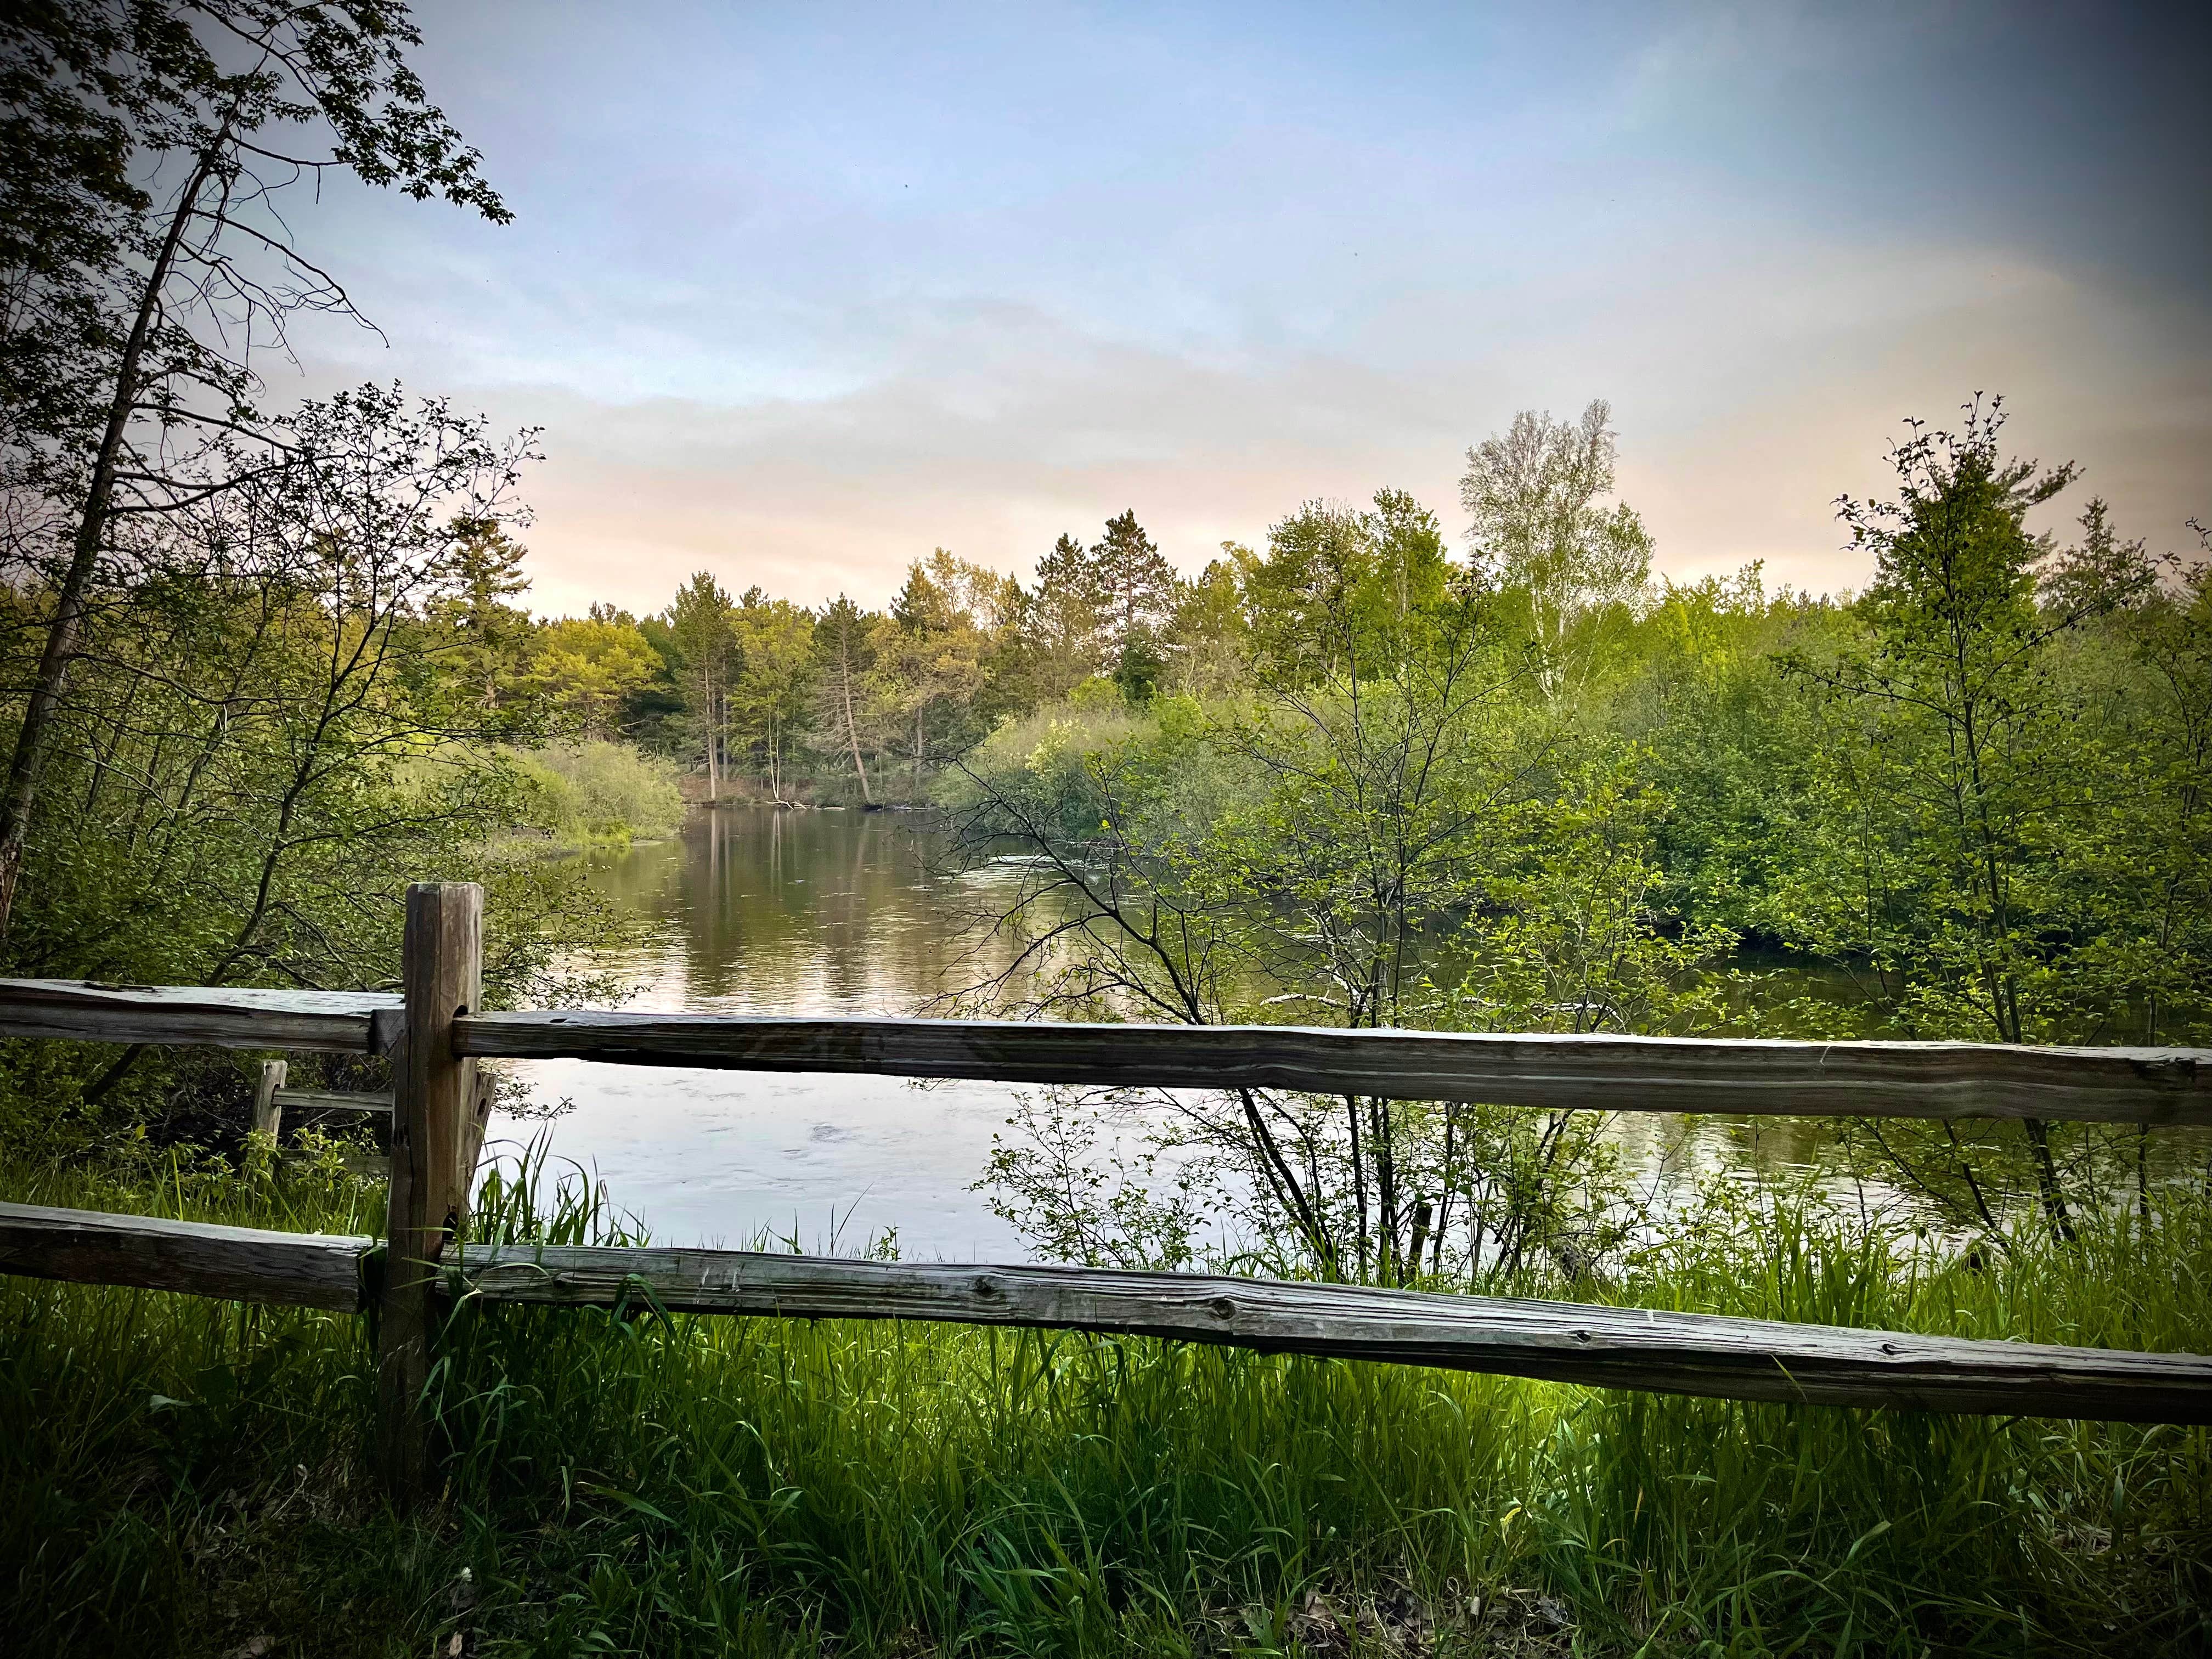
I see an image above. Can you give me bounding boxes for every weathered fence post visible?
[251,1058,287,1142]
[378,881,481,1506]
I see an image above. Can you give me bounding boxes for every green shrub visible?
[514,742,685,845]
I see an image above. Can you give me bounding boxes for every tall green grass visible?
[2,1148,2207,1656]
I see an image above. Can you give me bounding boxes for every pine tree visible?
[882,552,995,793]
[1029,532,1107,696]
[440,516,534,712]
[665,572,738,803]
[1091,510,1175,652]
[729,588,815,802]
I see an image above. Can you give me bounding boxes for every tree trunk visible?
[840,658,872,804]
[1406,1197,1432,1282]
[0,152,218,939]
[703,669,719,805]
[2023,1117,2078,1244]
[1372,1096,1401,1283]
[1346,1094,1368,1281]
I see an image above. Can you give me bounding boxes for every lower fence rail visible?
[5,1199,2209,1425]
[0,1199,370,1311]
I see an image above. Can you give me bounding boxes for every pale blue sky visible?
[287,1,2211,616]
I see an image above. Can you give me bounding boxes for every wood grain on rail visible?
[5,980,2202,1122]
[447,1243,2212,1423]
[453,1013,2211,1125]
[0,1201,369,1310]
[0,978,401,1053]
[4,1200,2204,1421]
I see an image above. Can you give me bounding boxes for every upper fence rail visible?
[0,979,402,1053]
[2,978,2205,1125]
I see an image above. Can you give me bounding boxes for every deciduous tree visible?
[0,0,508,933]
[1774,398,2119,1237]
[1459,400,1651,697]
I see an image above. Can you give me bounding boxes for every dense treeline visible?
[531,411,2209,1086]
[515,508,1188,803]
[526,396,2209,1054]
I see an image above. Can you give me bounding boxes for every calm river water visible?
[494,808,1848,1259]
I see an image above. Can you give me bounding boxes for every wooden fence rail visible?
[448,1242,2212,1423]
[0,978,399,1053]
[4,1199,2208,1425]
[3,889,2211,1510]
[2,978,2207,1124]
[0,1199,368,1311]
[272,1088,394,1116]
[454,1011,2212,1124]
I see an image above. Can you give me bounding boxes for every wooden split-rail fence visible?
[2,882,2210,1505]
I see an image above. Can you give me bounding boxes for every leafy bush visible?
[514,742,685,845]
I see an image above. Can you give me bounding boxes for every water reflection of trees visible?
[595,809,1039,1015]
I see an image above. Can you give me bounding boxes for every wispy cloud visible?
[279,0,2211,618]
